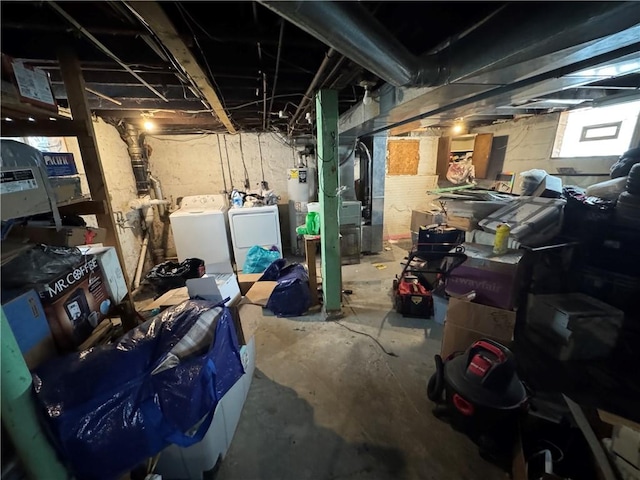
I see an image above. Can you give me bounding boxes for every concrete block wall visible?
[383,135,439,239]
[145,132,296,205]
[144,132,297,257]
[68,123,296,281]
[92,118,144,282]
[471,113,620,189]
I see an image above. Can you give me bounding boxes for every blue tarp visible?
[33,300,244,480]
[260,259,311,317]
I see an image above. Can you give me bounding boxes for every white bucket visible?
[307,202,321,214]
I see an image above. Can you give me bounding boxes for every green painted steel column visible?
[1,309,68,479]
[315,89,342,316]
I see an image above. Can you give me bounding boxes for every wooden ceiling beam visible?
[128,2,236,134]
[0,119,86,137]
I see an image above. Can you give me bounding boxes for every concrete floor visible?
[216,243,506,480]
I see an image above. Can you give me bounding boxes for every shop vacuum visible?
[428,339,528,466]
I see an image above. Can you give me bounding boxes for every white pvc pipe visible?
[129,198,170,210]
[148,174,166,216]
[133,234,149,289]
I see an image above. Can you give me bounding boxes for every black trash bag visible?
[562,186,616,243]
[1,244,83,289]
[611,147,640,179]
[145,258,205,296]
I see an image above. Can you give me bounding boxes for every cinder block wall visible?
[383,135,440,239]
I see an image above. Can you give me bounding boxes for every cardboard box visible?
[141,287,189,311]
[441,297,516,358]
[80,246,127,303]
[445,243,526,310]
[42,152,77,177]
[236,303,262,341]
[532,174,562,198]
[237,273,263,295]
[244,281,278,307]
[36,256,112,351]
[14,225,107,247]
[410,210,444,232]
[446,215,479,232]
[2,289,57,368]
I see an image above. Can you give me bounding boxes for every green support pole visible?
[1,309,68,479]
[315,89,342,317]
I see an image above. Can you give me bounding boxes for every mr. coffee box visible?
[37,256,112,351]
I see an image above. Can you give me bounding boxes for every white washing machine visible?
[227,205,282,271]
[169,195,233,272]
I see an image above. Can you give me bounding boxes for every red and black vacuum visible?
[428,339,528,465]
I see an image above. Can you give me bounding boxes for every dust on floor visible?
[216,245,505,480]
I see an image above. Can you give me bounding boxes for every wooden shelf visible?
[1,85,70,121]
[57,197,107,216]
[437,133,494,180]
[1,85,82,137]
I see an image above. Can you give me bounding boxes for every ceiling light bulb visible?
[4,117,13,122]
[363,87,372,106]
[143,120,155,131]
[452,123,463,134]
[27,117,36,122]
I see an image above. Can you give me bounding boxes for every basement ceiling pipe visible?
[259,1,640,88]
[123,123,150,194]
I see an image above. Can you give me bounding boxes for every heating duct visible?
[259,2,640,88]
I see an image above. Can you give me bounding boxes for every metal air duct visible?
[259,1,640,88]
[258,1,433,87]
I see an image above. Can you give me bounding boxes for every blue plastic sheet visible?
[260,259,311,316]
[32,300,244,480]
[243,245,281,273]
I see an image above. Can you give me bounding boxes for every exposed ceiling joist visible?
[127,1,236,134]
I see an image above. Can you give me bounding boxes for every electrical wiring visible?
[334,321,398,357]
[227,93,305,111]
[269,131,294,150]
[257,133,266,182]
[238,133,250,188]
[261,47,316,75]
[175,4,223,43]
[216,134,228,192]
[177,3,229,110]
[223,135,234,188]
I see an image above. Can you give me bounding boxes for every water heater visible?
[288,166,314,255]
